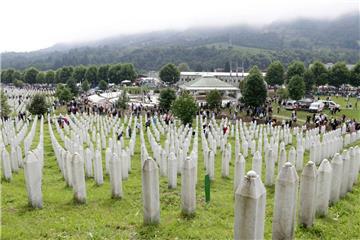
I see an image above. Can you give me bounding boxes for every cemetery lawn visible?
[1,118,360,239]
[273,97,360,122]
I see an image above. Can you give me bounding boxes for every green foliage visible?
[45,70,55,84]
[66,78,79,96]
[276,87,289,101]
[287,61,305,82]
[119,63,137,81]
[57,67,73,83]
[115,90,129,110]
[171,93,197,125]
[303,69,314,93]
[81,79,90,92]
[329,62,350,87]
[178,62,190,72]
[206,90,222,110]
[13,79,24,88]
[310,61,328,86]
[265,61,284,85]
[36,72,45,84]
[85,66,98,86]
[288,75,305,100]
[350,61,360,87]
[24,67,39,84]
[97,65,110,82]
[242,66,267,108]
[98,80,108,91]
[108,64,123,84]
[27,94,49,115]
[159,63,180,84]
[0,91,11,118]
[159,88,176,112]
[55,84,73,103]
[1,69,17,84]
[73,65,87,83]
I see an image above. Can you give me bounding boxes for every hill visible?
[1,12,359,72]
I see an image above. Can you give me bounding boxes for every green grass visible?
[273,97,360,122]
[1,117,360,239]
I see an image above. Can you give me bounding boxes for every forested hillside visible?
[2,13,359,71]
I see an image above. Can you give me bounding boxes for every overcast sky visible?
[0,0,358,52]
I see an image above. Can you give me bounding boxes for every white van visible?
[309,101,325,112]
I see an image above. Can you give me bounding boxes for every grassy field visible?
[1,116,360,239]
[274,96,359,122]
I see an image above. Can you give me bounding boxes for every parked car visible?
[309,101,325,112]
[284,100,298,110]
[297,98,314,111]
[321,100,341,111]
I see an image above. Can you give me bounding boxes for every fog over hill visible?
[2,12,359,72]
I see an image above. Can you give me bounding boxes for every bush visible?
[82,80,90,92]
[28,94,49,115]
[159,88,176,112]
[206,90,222,110]
[115,90,129,111]
[98,80,108,91]
[171,93,197,125]
[13,79,24,88]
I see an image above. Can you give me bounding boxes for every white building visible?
[179,71,266,87]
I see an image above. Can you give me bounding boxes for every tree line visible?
[2,60,359,89]
[1,63,137,87]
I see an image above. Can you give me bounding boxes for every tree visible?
[85,66,98,86]
[57,67,73,83]
[329,62,350,87]
[178,63,190,72]
[119,63,137,82]
[171,92,197,125]
[108,64,122,84]
[13,79,24,88]
[265,61,284,86]
[159,88,176,112]
[1,69,15,83]
[24,67,39,84]
[97,65,110,82]
[350,61,360,87]
[277,87,289,101]
[303,69,314,93]
[55,84,73,103]
[36,72,45,84]
[115,90,129,111]
[27,94,49,115]
[159,63,180,84]
[286,61,305,82]
[310,61,328,86]
[242,66,267,108]
[206,90,222,110]
[81,79,90,92]
[45,70,55,84]
[66,77,79,96]
[73,65,87,83]
[288,75,305,100]
[0,91,11,119]
[98,80,108,91]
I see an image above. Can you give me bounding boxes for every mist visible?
[0,0,358,52]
